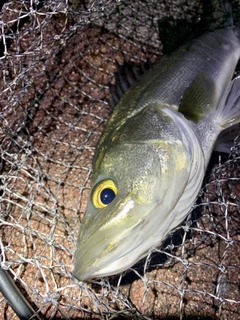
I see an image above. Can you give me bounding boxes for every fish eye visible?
[92,179,118,208]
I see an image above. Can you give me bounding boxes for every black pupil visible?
[100,188,116,205]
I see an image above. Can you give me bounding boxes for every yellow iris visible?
[92,179,118,208]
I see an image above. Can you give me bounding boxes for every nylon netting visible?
[0,0,240,319]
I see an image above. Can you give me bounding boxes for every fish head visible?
[73,129,191,281]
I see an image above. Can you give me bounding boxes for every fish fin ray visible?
[108,60,152,109]
[220,76,240,130]
[159,1,234,56]
[214,124,240,153]
[158,17,196,55]
[179,73,216,123]
[200,0,233,30]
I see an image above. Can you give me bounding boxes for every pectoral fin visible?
[179,73,216,123]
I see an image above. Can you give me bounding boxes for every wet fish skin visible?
[73,19,240,280]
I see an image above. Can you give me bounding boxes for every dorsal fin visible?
[108,60,152,110]
[200,0,233,30]
[158,17,196,55]
[158,0,234,56]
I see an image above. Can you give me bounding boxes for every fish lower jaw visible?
[93,255,134,279]
[74,251,142,281]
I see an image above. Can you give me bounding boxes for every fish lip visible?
[73,243,133,281]
[73,242,145,281]
[73,198,155,281]
[73,254,122,281]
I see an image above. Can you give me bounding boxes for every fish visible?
[73,1,240,281]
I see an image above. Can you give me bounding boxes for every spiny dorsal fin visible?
[179,73,216,123]
[200,0,233,30]
[158,1,234,56]
[158,17,195,55]
[108,60,152,110]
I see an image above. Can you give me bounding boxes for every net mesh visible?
[0,0,240,319]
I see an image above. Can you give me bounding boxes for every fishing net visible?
[0,0,239,319]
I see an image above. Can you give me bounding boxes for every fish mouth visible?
[73,246,142,281]
[73,196,174,281]
[73,197,155,281]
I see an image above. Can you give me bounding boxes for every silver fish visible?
[73,5,240,281]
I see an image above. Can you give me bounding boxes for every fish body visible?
[74,7,240,281]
